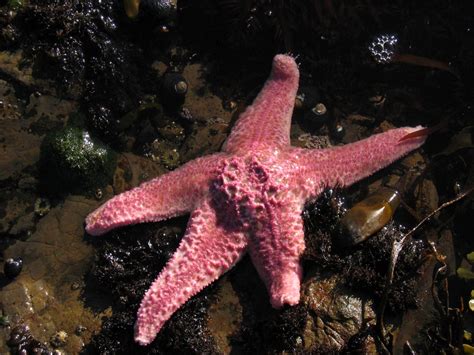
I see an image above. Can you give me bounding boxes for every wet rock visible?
[0,78,22,120]
[0,195,107,354]
[340,116,370,145]
[344,330,378,353]
[293,133,332,149]
[0,79,76,182]
[112,153,166,194]
[145,62,235,162]
[0,124,41,180]
[207,278,243,354]
[9,212,35,235]
[0,50,36,89]
[414,179,439,216]
[301,272,376,352]
[155,120,185,145]
[118,102,164,132]
[180,118,229,162]
[0,79,41,180]
[346,114,375,126]
[181,62,233,124]
[26,94,76,135]
[149,139,180,169]
[17,176,38,190]
[392,255,439,353]
[0,192,36,234]
[39,126,117,194]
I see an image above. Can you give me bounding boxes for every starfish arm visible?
[85,153,227,236]
[134,200,248,345]
[248,194,305,308]
[290,126,427,199]
[222,54,299,154]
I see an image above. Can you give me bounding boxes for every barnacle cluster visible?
[368,34,398,64]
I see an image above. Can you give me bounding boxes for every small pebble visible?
[223,100,237,111]
[312,103,327,116]
[331,123,345,140]
[95,188,103,200]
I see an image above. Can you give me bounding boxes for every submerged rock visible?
[0,196,106,354]
[0,77,76,182]
[301,272,376,352]
[39,126,116,194]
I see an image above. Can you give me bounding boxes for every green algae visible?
[457,267,474,280]
[6,0,24,9]
[40,126,116,194]
[467,252,474,264]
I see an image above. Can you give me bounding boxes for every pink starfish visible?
[85,54,426,345]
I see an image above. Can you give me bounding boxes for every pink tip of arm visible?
[271,54,299,80]
[326,125,427,187]
[223,54,299,153]
[247,197,305,309]
[290,126,427,201]
[398,125,434,142]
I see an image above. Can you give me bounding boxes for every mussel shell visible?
[336,187,401,247]
[138,0,177,21]
[123,0,140,18]
[4,257,23,279]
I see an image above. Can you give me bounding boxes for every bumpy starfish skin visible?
[85,54,427,345]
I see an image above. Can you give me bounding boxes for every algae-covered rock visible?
[40,126,116,194]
